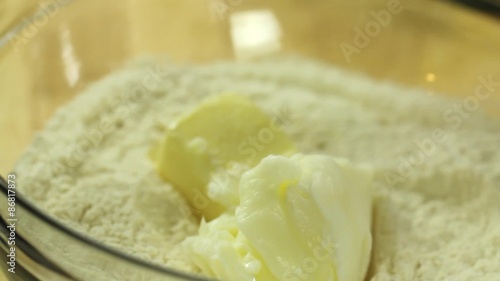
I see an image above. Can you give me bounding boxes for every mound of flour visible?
[15,57,500,280]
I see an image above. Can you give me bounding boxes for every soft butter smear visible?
[184,154,373,281]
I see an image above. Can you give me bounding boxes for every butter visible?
[183,214,278,281]
[184,154,373,281]
[153,94,372,281]
[152,94,296,220]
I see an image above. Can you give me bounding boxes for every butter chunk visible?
[184,154,373,281]
[152,94,296,220]
[183,214,278,281]
[236,154,373,281]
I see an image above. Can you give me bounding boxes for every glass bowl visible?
[1,0,499,280]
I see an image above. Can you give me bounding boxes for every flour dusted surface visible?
[15,57,500,280]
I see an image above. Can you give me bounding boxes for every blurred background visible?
[0,0,499,183]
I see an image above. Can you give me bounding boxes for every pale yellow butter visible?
[184,154,373,281]
[152,93,296,220]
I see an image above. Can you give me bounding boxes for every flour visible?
[15,57,500,280]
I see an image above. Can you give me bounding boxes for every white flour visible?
[15,57,500,280]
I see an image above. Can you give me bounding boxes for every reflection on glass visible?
[426,73,436,82]
[230,10,282,61]
[60,24,80,87]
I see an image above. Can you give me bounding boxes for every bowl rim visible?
[0,174,213,281]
